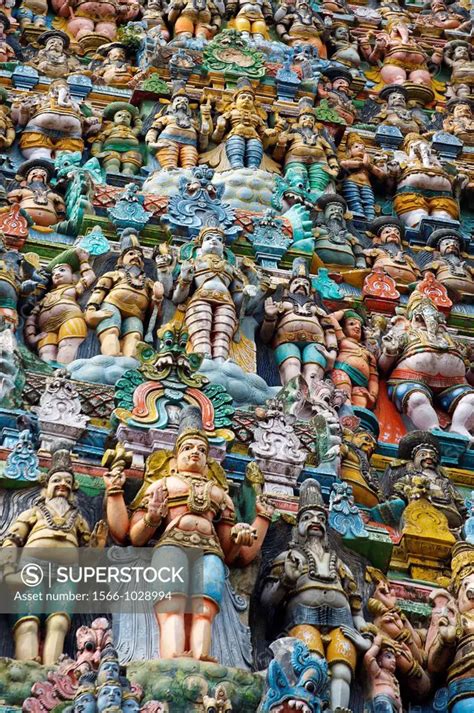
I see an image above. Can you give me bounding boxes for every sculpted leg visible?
[38,343,58,362]
[43,612,70,665]
[212,303,237,362]
[380,66,407,85]
[156,594,187,658]
[156,144,179,170]
[190,596,219,661]
[186,300,213,357]
[56,337,84,364]
[98,326,121,357]
[95,21,117,40]
[179,145,199,170]
[225,136,246,169]
[279,357,303,386]
[450,393,474,438]
[405,391,440,431]
[13,618,40,661]
[121,331,142,358]
[399,208,429,228]
[330,661,353,711]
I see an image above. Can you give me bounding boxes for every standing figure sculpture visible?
[91,102,143,176]
[315,195,366,268]
[273,98,339,199]
[146,85,212,171]
[424,229,474,300]
[172,226,254,362]
[261,479,369,712]
[27,30,82,79]
[339,133,386,221]
[274,0,326,57]
[24,248,95,365]
[364,217,421,287]
[0,450,92,665]
[260,260,337,388]
[379,290,474,437]
[104,422,273,660]
[363,636,402,713]
[85,230,164,358]
[376,85,427,136]
[443,41,473,99]
[330,309,379,410]
[203,78,282,172]
[12,80,100,161]
[8,159,66,228]
[167,0,224,40]
[227,0,273,40]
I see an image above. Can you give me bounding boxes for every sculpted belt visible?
[285,603,353,630]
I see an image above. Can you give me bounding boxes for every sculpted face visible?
[300,114,316,129]
[74,693,97,713]
[298,508,327,540]
[343,317,362,341]
[439,238,460,255]
[379,649,397,673]
[350,140,365,156]
[334,25,349,40]
[114,110,132,127]
[290,277,311,296]
[379,225,402,245]
[200,230,224,256]
[453,45,469,61]
[46,37,66,52]
[122,248,144,269]
[177,436,208,474]
[388,91,406,109]
[52,264,74,287]
[99,660,120,681]
[333,78,350,92]
[122,700,140,712]
[354,432,376,455]
[27,168,48,184]
[453,104,471,119]
[413,446,439,470]
[97,685,122,710]
[235,90,255,110]
[457,572,474,613]
[325,202,344,220]
[108,48,126,62]
[173,95,190,113]
[46,471,74,500]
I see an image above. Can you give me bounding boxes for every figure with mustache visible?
[261,258,338,389]
[145,84,212,171]
[364,217,421,287]
[424,229,474,300]
[314,194,366,268]
[8,159,65,228]
[85,230,164,358]
[261,479,370,713]
[0,450,92,664]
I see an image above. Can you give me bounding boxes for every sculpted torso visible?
[274,299,325,344]
[370,250,418,283]
[193,255,234,296]
[282,548,351,611]
[395,329,466,379]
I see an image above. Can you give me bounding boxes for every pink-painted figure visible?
[364,635,402,713]
[51,0,140,49]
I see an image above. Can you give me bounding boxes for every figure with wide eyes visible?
[25,248,95,365]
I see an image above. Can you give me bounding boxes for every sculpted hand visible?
[85,307,113,327]
[27,331,48,346]
[153,281,164,302]
[230,522,257,547]
[75,247,90,262]
[284,550,305,583]
[179,261,194,283]
[255,495,275,520]
[264,297,279,319]
[147,486,168,523]
[340,624,373,652]
[103,468,126,493]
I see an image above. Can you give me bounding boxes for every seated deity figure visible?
[364,217,421,287]
[390,133,461,228]
[379,289,474,438]
[414,0,471,36]
[443,99,474,146]
[146,85,212,171]
[327,24,362,75]
[11,79,100,161]
[261,479,370,712]
[167,0,224,40]
[227,0,273,40]
[329,309,379,410]
[424,229,474,300]
[91,102,143,176]
[50,0,140,49]
[201,78,282,173]
[376,85,427,136]
[273,98,339,200]
[24,248,95,365]
[274,0,326,57]
[85,230,164,358]
[260,259,338,388]
[103,418,274,660]
[8,159,66,228]
[92,43,139,87]
[315,195,366,268]
[27,30,82,79]
[443,41,474,100]
[0,450,92,665]
[171,226,255,362]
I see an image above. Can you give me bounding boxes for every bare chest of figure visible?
[399,350,466,377]
[164,475,227,535]
[194,257,233,292]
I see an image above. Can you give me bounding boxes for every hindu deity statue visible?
[8,159,66,228]
[339,133,386,221]
[85,230,164,358]
[261,479,370,712]
[0,235,43,331]
[383,431,466,530]
[329,309,379,411]
[226,0,273,41]
[443,99,474,146]
[104,420,274,660]
[146,85,212,171]
[365,568,431,698]
[364,216,421,287]
[273,98,339,199]
[424,229,474,300]
[50,0,140,50]
[91,43,139,87]
[314,195,367,268]
[260,260,338,389]
[327,24,362,75]
[376,85,427,136]
[318,67,357,126]
[360,20,441,89]
[444,41,474,100]
[414,0,471,36]
[379,290,474,437]
[0,450,92,664]
[24,248,95,365]
[390,133,461,228]
[363,636,402,713]
[202,78,282,172]
[142,0,169,39]
[171,226,256,362]
[274,0,326,57]
[167,0,224,40]
[0,88,17,151]
[91,102,143,176]
[340,428,381,507]
[203,684,232,712]
[27,30,82,79]
[17,0,48,30]
[12,79,100,161]
[0,13,15,63]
